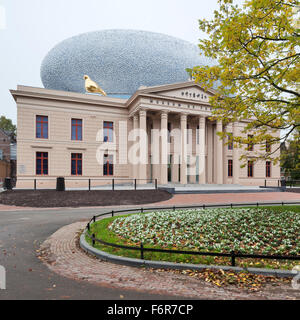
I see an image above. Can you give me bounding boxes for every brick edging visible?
[80,231,299,279]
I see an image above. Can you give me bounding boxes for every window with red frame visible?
[71,153,82,175]
[247,134,254,151]
[103,121,113,142]
[248,160,254,177]
[71,119,82,140]
[266,140,271,153]
[36,115,48,139]
[103,154,113,176]
[266,161,271,177]
[228,159,233,177]
[36,152,48,175]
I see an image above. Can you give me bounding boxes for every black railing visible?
[85,201,300,267]
[262,179,282,188]
[17,178,158,191]
[262,179,300,188]
[286,180,300,188]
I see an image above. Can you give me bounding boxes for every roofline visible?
[10,85,128,108]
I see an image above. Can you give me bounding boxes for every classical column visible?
[151,117,160,183]
[132,114,139,179]
[216,120,223,184]
[139,109,147,183]
[198,116,206,184]
[160,111,168,184]
[232,122,239,184]
[180,114,187,184]
[207,122,213,183]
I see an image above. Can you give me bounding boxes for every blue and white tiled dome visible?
[41,29,213,97]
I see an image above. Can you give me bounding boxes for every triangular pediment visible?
[138,81,214,103]
[126,81,216,107]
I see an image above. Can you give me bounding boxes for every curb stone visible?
[80,231,299,279]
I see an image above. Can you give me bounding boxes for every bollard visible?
[4,177,12,190]
[56,177,65,191]
[92,234,95,247]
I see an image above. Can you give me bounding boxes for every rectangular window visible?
[266,161,271,178]
[71,119,82,140]
[36,115,48,139]
[103,154,113,176]
[36,152,48,175]
[266,140,271,153]
[196,125,199,144]
[71,153,82,175]
[247,134,254,151]
[103,121,113,142]
[248,160,254,177]
[228,159,233,177]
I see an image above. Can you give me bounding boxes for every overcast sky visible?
[0,0,244,124]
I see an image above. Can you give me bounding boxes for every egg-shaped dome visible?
[41,29,213,97]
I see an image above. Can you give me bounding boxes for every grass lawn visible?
[86,205,300,270]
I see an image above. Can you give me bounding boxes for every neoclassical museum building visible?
[10,30,280,188]
[11,80,280,188]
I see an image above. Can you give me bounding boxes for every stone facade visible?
[10,81,280,188]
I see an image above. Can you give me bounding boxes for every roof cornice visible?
[10,86,127,109]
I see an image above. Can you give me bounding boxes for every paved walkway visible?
[0,192,299,212]
[156,192,300,206]
[39,221,300,300]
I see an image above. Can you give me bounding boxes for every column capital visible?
[139,109,147,117]
[160,110,169,119]
[180,113,188,121]
[199,116,206,126]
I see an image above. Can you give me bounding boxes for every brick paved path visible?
[157,192,300,206]
[39,221,300,300]
[1,192,299,211]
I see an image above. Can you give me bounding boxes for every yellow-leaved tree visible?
[188,0,299,164]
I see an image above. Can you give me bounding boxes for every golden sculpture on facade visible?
[84,75,107,96]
